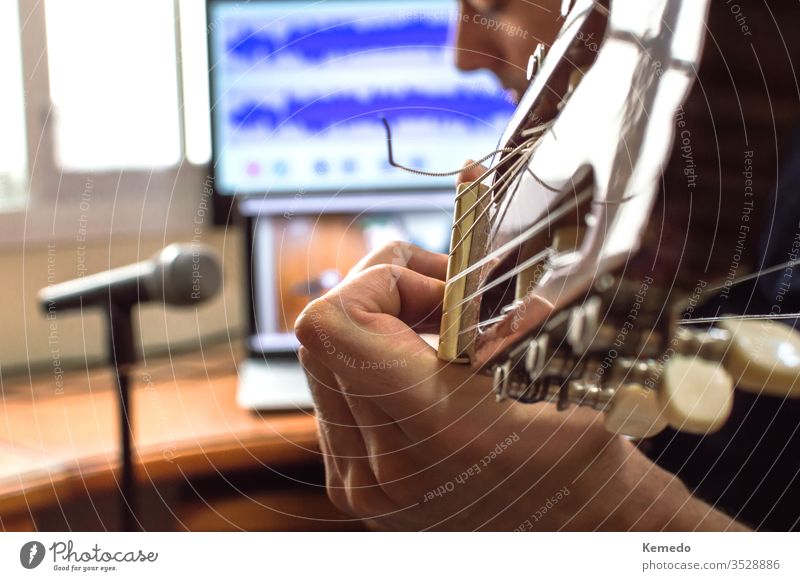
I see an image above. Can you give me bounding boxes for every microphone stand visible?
[37,244,223,531]
[106,301,138,532]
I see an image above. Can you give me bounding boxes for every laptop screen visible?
[208,0,514,196]
[241,196,453,354]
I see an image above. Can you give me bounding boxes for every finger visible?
[340,388,412,459]
[300,349,406,518]
[300,351,349,509]
[346,242,448,282]
[299,347,369,464]
[457,159,489,186]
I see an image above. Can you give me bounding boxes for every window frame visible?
[0,0,213,248]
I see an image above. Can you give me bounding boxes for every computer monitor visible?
[208,0,515,198]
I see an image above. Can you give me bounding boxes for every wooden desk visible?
[0,346,349,531]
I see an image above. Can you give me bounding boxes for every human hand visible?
[294,166,734,531]
[295,239,707,530]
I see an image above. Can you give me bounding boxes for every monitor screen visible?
[208,0,515,196]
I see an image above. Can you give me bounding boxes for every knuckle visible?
[370,263,395,278]
[324,468,353,513]
[366,448,422,506]
[297,345,313,368]
[369,454,405,488]
[362,263,403,283]
[377,240,408,255]
[326,485,352,515]
[326,481,353,514]
[344,468,386,519]
[362,241,416,267]
[344,489,382,520]
[294,297,336,347]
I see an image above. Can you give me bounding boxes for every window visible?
[178,0,213,166]
[44,0,182,170]
[0,0,28,210]
[2,0,214,241]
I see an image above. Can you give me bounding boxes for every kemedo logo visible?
[20,541,46,569]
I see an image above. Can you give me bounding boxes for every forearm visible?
[565,437,750,531]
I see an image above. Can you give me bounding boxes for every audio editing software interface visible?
[209,0,515,196]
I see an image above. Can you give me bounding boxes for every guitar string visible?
[447,188,594,288]
[457,303,575,339]
[450,120,555,211]
[461,71,591,270]
[701,257,800,296]
[379,117,551,342]
[448,0,613,338]
[459,245,800,334]
[678,312,800,325]
[381,117,514,178]
[442,248,554,316]
[523,163,562,194]
[372,2,614,349]
[381,116,544,257]
[486,136,561,245]
[450,125,562,261]
[444,139,564,313]
[378,0,606,330]
[457,314,507,337]
[448,151,531,241]
[456,238,800,331]
[448,148,538,256]
[380,117,559,327]
[454,249,800,334]
[450,121,554,211]
[464,0,611,244]
[485,144,542,249]
[454,179,636,337]
[449,137,540,232]
[450,132,545,204]
[449,0,610,315]
[380,117,541,252]
[672,257,800,325]
[450,119,555,248]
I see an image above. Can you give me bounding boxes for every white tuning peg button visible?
[719,319,800,397]
[604,383,668,439]
[659,355,734,435]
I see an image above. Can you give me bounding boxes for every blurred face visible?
[455,0,563,101]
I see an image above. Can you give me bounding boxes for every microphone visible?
[38,243,222,312]
[36,243,222,532]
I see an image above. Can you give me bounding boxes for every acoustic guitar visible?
[430,0,800,438]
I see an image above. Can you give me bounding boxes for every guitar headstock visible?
[437,0,800,438]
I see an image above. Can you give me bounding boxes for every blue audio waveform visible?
[225,17,449,65]
[228,90,514,135]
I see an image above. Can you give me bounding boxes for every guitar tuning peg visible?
[604,383,668,439]
[659,355,734,435]
[718,319,800,398]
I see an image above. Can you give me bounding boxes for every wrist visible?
[568,436,747,531]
